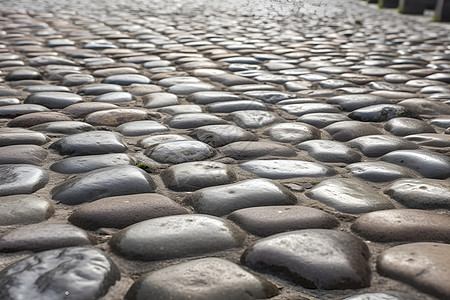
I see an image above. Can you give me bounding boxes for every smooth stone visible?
[230,110,282,129]
[51,165,157,205]
[124,258,278,300]
[430,118,450,128]
[324,121,384,142]
[385,179,450,209]
[78,83,123,95]
[297,140,361,163]
[137,134,189,148]
[352,209,450,243]
[0,145,48,165]
[142,92,178,108]
[85,109,148,126]
[342,292,421,300]
[0,195,54,226]
[0,247,120,299]
[69,193,188,230]
[243,91,293,104]
[161,161,236,192]
[116,120,168,136]
[298,113,351,128]
[281,103,340,117]
[219,57,261,64]
[267,123,321,143]
[397,99,450,115]
[349,104,415,122]
[102,74,150,85]
[187,91,241,104]
[50,153,136,174]
[229,84,279,92]
[348,135,418,157]
[220,141,297,159]
[29,121,94,135]
[0,224,94,252]
[168,82,217,95]
[61,102,118,118]
[285,81,313,91]
[239,160,336,179]
[166,113,227,129]
[25,92,84,109]
[347,162,420,182]
[319,79,355,89]
[61,73,95,86]
[0,104,50,118]
[5,68,42,81]
[404,133,450,148]
[377,243,450,299]
[0,128,49,146]
[426,72,450,83]
[184,179,297,216]
[28,55,76,66]
[93,92,133,103]
[191,125,258,147]
[210,74,257,86]
[384,118,436,136]
[381,150,450,179]
[92,67,139,77]
[8,111,73,128]
[228,206,339,236]
[0,164,49,196]
[158,77,203,87]
[242,229,371,289]
[0,98,20,106]
[208,100,267,113]
[109,214,246,260]
[306,178,395,214]
[299,73,329,81]
[158,105,202,115]
[327,94,391,111]
[145,141,215,164]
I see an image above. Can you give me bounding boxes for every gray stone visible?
[8,111,73,128]
[168,82,217,95]
[51,165,157,205]
[61,102,119,118]
[6,68,42,81]
[85,109,148,126]
[158,77,203,87]
[192,125,258,147]
[92,67,139,77]
[384,117,436,136]
[0,104,50,118]
[161,161,236,191]
[187,91,241,104]
[158,105,202,115]
[142,93,178,108]
[166,113,227,129]
[0,164,49,196]
[239,160,336,179]
[385,178,450,209]
[145,141,215,164]
[29,121,95,135]
[327,94,391,111]
[0,98,20,106]
[137,134,189,148]
[348,135,418,157]
[50,153,136,174]
[349,104,415,122]
[0,195,54,226]
[61,74,95,86]
[342,292,420,300]
[0,247,120,300]
[267,123,322,143]
[220,141,297,159]
[102,74,150,85]
[109,214,246,260]
[281,103,340,117]
[92,92,133,103]
[397,98,450,115]
[116,120,168,136]
[25,92,84,109]
[242,229,371,289]
[210,74,257,86]
[347,162,420,182]
[306,178,395,214]
[377,243,450,299]
[78,83,123,95]
[184,179,297,216]
[324,121,384,142]
[297,140,361,163]
[298,113,351,128]
[243,91,293,104]
[404,133,450,148]
[208,100,267,113]
[230,110,282,129]
[28,55,76,67]
[0,145,48,165]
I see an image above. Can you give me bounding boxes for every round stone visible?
[297,140,361,163]
[0,145,48,165]
[384,118,436,136]
[347,162,420,182]
[191,125,258,147]
[166,113,227,129]
[243,91,293,104]
[239,160,337,179]
[84,109,148,126]
[78,83,123,95]
[348,135,418,157]
[342,292,421,300]
[230,110,282,129]
[168,82,217,95]
[50,153,136,174]
[29,121,94,135]
[25,92,84,109]
[220,141,297,159]
[61,102,118,118]
[158,105,203,115]
[397,99,450,115]
[349,104,415,122]
[0,164,49,196]
[145,141,215,164]
[404,133,450,148]
[92,92,133,103]
[327,94,391,111]
[208,101,267,113]
[0,104,50,118]
[267,123,322,143]
[116,120,168,136]
[324,121,383,142]
[137,134,189,148]
[61,73,95,86]
[102,74,150,85]
[0,195,54,226]
[298,113,351,128]
[187,91,241,104]
[8,111,73,128]
[142,92,178,108]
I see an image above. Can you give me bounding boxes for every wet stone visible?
[285,81,313,92]
[50,153,135,174]
[145,140,215,164]
[324,121,383,142]
[191,125,257,147]
[109,214,245,261]
[0,164,49,196]
[385,178,450,209]
[50,131,127,156]
[241,229,371,289]
[230,110,282,129]
[124,257,278,300]
[187,91,241,104]
[327,94,391,111]
[85,109,148,126]
[116,120,168,136]
[297,140,361,163]
[319,79,355,89]
[78,83,123,95]
[161,161,236,192]
[306,178,395,214]
[348,135,418,157]
[377,243,450,299]
[240,159,336,179]
[168,82,217,95]
[0,145,48,165]
[220,141,296,160]
[0,98,20,106]
[0,247,120,300]
[28,55,76,67]
[267,123,321,143]
[52,165,156,205]
[404,133,450,148]
[0,128,49,146]
[61,73,95,86]
[347,162,419,182]
[93,92,133,103]
[430,118,450,128]
[25,92,84,109]
[384,117,436,136]
[142,92,178,108]
[69,193,188,230]
[8,111,73,128]
[0,223,94,252]
[349,104,415,122]
[102,74,150,85]
[243,91,293,104]
[281,103,340,117]
[210,74,257,87]
[61,102,118,118]
[92,67,139,77]
[166,113,227,129]
[0,104,50,118]
[137,134,189,148]
[298,113,351,128]
[29,121,94,135]
[158,105,202,115]
[342,292,421,300]
[184,178,297,216]
[5,68,42,81]
[381,150,450,179]
[228,206,339,237]
[397,99,450,115]
[352,209,450,243]
[0,194,54,226]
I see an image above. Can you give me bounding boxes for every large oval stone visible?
[239,160,336,179]
[0,145,48,165]
[184,178,297,216]
[0,247,120,300]
[0,164,49,196]
[84,109,148,126]
[342,292,421,300]
[125,258,278,300]
[0,128,49,146]
[51,166,157,205]
[267,123,321,143]
[324,121,383,142]
[220,141,297,160]
[0,195,54,226]
[297,140,361,163]
[241,229,371,289]
[230,110,282,129]
[109,214,246,261]
[25,92,84,109]
[348,135,418,157]
[8,111,73,127]
[145,141,215,164]
[50,153,136,174]
[116,120,168,136]
[191,125,258,147]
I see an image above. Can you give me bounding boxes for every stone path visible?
[0,0,449,299]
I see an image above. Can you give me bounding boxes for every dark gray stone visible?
[349,104,415,122]
[0,195,54,226]
[102,74,150,85]
[50,153,136,174]
[84,109,148,126]
[281,103,340,117]
[78,83,123,95]
[25,92,84,109]
[116,120,168,136]
[348,135,418,157]
[243,91,293,104]
[267,123,322,143]
[230,110,282,129]
[208,100,267,113]
[397,98,450,115]
[145,141,215,164]
[324,121,384,142]
[8,111,73,128]
[220,141,297,159]
[61,102,119,118]
[192,125,258,147]
[384,117,436,136]
[0,145,48,165]
[297,140,361,163]
[347,162,420,182]
[6,68,42,81]
[239,160,336,179]
[327,94,391,111]
[0,104,50,118]
[29,121,95,135]
[0,164,49,196]
[404,133,450,148]
[298,113,351,128]
[187,91,241,104]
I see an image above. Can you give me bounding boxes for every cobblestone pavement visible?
[0,0,450,299]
